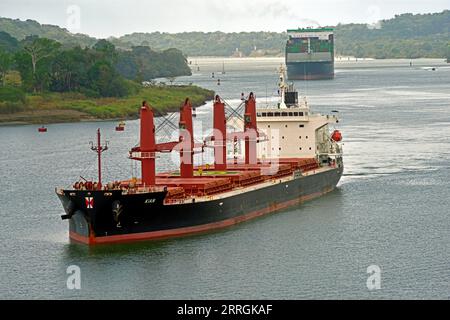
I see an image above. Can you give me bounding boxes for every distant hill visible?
[110,31,286,57]
[111,10,450,59]
[1,10,449,59]
[0,31,20,52]
[335,10,450,59]
[0,17,96,47]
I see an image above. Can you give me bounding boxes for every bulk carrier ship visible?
[56,69,343,245]
[286,27,335,80]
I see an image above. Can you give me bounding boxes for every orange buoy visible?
[331,130,342,142]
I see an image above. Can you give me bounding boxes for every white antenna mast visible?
[278,65,288,109]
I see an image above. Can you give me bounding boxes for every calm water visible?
[0,58,449,299]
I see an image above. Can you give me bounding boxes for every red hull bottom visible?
[69,189,330,245]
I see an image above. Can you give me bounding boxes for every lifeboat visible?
[38,126,47,133]
[331,130,342,142]
[115,121,125,131]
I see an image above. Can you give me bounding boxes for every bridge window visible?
[274,112,280,117]
[299,112,304,116]
[262,112,267,117]
[294,112,299,116]
[268,112,273,117]
[281,112,288,116]
[299,124,304,128]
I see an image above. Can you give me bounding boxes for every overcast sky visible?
[0,0,448,38]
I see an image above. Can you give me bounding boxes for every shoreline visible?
[0,85,214,126]
[0,102,211,126]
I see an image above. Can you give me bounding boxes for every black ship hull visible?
[286,61,335,80]
[57,166,343,245]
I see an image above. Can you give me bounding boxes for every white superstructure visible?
[256,66,343,164]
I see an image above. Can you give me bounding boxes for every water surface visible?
[1,58,449,299]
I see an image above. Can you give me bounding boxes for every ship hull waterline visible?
[287,61,335,80]
[57,166,343,245]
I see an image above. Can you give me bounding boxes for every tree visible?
[93,39,117,64]
[21,36,61,91]
[50,46,89,92]
[0,31,20,53]
[115,46,191,81]
[0,49,12,86]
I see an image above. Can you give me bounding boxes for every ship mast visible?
[90,129,108,186]
[278,65,288,109]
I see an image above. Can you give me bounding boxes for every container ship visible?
[56,69,343,245]
[285,27,335,80]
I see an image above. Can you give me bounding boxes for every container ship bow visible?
[56,70,343,245]
[285,27,335,80]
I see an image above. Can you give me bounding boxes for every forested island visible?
[0,30,214,124]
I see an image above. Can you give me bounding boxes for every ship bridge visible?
[255,67,341,161]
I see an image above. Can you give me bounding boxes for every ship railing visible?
[122,186,166,194]
[164,198,190,205]
[129,151,156,159]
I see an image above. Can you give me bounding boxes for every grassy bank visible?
[0,85,215,124]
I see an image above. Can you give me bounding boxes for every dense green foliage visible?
[0,27,205,120]
[112,31,285,57]
[0,86,25,102]
[335,11,450,59]
[0,31,20,52]
[0,32,192,110]
[116,46,192,81]
[0,86,26,114]
[0,49,13,85]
